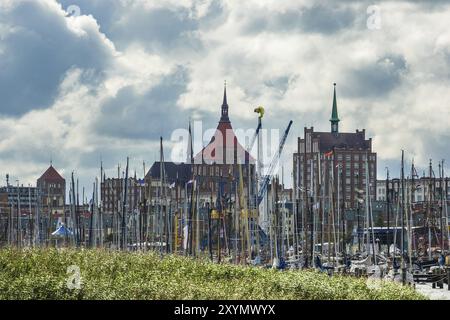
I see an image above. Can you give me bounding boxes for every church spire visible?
[330,83,340,133]
[220,81,229,122]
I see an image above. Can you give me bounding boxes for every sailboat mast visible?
[439,161,444,252]
[122,157,129,250]
[401,150,406,278]
[386,168,390,257]
[427,160,432,260]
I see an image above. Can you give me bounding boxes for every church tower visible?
[330,83,340,133]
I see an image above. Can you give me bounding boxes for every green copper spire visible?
[330,83,340,133]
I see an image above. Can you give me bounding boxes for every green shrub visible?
[0,248,425,300]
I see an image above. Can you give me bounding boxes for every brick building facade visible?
[293,84,377,209]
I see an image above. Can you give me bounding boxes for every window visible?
[346,178,351,185]
[346,155,351,161]
[337,154,343,161]
[354,154,359,161]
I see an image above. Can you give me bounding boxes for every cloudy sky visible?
[1,0,450,193]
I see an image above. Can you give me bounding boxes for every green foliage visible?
[0,248,425,300]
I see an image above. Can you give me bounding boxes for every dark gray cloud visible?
[264,76,291,96]
[343,54,408,98]
[95,66,219,142]
[109,7,201,52]
[95,66,189,140]
[0,1,114,116]
[243,4,356,35]
[57,0,226,53]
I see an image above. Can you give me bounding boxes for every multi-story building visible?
[36,165,66,215]
[145,161,192,202]
[101,177,146,215]
[293,84,377,210]
[0,184,37,215]
[376,177,450,203]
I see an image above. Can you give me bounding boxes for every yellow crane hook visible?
[254,106,265,119]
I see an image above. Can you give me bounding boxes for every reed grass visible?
[0,248,425,300]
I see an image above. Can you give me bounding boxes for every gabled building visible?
[293,84,377,209]
[36,165,66,214]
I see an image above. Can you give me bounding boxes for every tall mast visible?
[427,159,432,261]
[401,150,406,282]
[99,161,103,247]
[443,161,450,252]
[310,156,315,265]
[364,155,370,255]
[89,182,95,248]
[17,181,21,248]
[121,157,129,250]
[28,185,33,247]
[386,168,390,257]
[410,161,415,261]
[71,173,78,247]
[439,160,445,252]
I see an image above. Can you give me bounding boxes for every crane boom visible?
[247,121,262,152]
[257,120,293,205]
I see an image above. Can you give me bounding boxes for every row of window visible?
[300,167,375,180]
[192,165,252,177]
[40,183,63,189]
[298,154,376,162]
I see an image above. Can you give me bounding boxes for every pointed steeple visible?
[330,83,340,133]
[220,81,230,122]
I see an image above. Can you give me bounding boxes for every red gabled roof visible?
[194,86,255,165]
[194,121,255,165]
[38,165,65,182]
